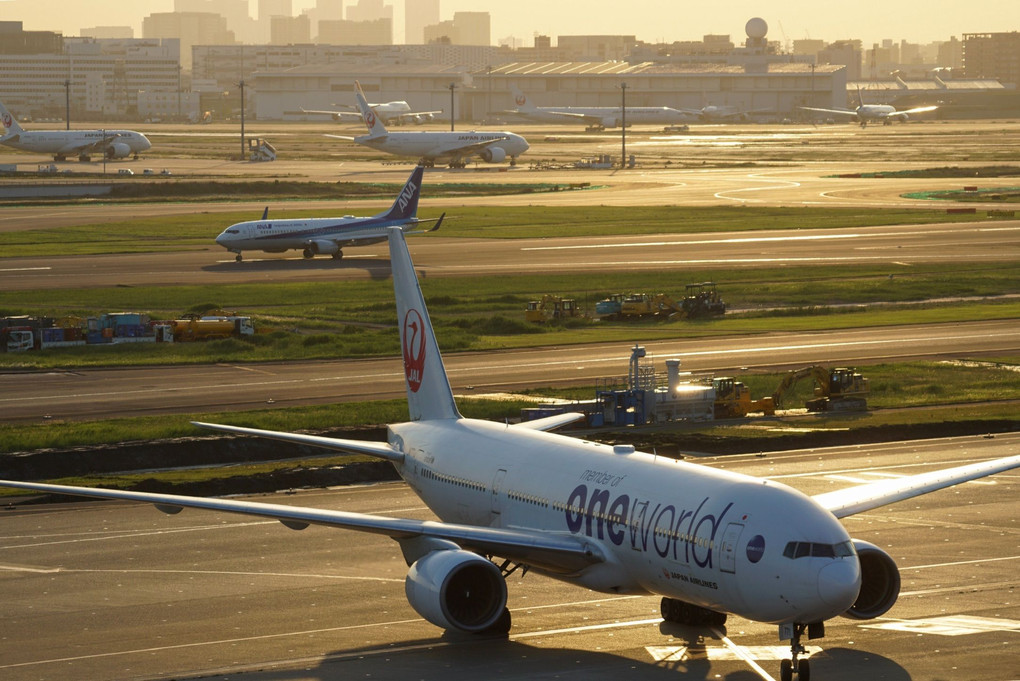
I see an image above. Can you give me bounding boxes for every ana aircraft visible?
[214,165,442,261]
[800,87,938,128]
[0,99,151,161]
[328,81,528,168]
[1,228,1017,681]
[505,86,692,130]
[303,99,442,126]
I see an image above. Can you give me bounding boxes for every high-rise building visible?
[405,0,439,45]
[964,32,1020,87]
[143,12,235,69]
[451,11,489,46]
[270,14,311,44]
[346,0,393,22]
[259,0,293,21]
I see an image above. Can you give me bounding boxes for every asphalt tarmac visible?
[1,433,1017,681]
[2,319,1018,422]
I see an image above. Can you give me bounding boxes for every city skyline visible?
[2,0,1017,49]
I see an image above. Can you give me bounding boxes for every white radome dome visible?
[745,17,768,40]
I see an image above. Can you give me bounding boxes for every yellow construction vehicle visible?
[712,377,776,418]
[772,366,870,412]
[619,293,681,319]
[525,296,579,323]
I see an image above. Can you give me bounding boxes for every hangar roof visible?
[491,61,844,76]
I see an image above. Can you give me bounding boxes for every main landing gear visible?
[780,621,823,681]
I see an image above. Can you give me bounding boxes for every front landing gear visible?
[779,621,823,681]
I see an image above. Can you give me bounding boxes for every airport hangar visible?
[253,59,847,123]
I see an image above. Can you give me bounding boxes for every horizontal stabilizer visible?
[515,412,586,432]
[191,421,404,463]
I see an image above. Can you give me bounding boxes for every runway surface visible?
[1,220,1017,290]
[2,319,1017,421]
[1,433,1017,681]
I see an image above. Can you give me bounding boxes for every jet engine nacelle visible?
[405,549,507,632]
[479,146,507,163]
[841,539,901,620]
[106,142,132,159]
[306,239,340,255]
[602,117,621,129]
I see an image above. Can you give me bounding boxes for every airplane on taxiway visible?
[327,81,529,168]
[675,103,773,122]
[504,85,692,130]
[0,99,151,162]
[214,165,443,262]
[800,86,938,128]
[2,228,1018,681]
[303,99,442,126]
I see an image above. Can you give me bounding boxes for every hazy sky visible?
[3,0,1018,48]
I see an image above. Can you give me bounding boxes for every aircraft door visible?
[490,469,507,516]
[719,522,744,574]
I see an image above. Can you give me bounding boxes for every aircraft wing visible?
[393,110,443,121]
[0,479,602,574]
[889,104,939,117]
[515,412,586,432]
[324,133,359,141]
[799,106,858,117]
[302,108,362,122]
[59,132,124,155]
[813,453,1020,519]
[428,135,510,158]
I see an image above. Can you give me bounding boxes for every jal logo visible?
[2,113,11,128]
[746,535,766,564]
[515,94,526,106]
[365,111,377,129]
[402,309,426,392]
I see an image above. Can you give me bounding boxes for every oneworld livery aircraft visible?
[214,165,443,261]
[0,99,151,162]
[2,229,1017,681]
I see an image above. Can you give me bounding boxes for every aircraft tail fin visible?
[378,165,424,221]
[388,228,461,422]
[354,81,388,138]
[0,99,25,134]
[510,85,534,111]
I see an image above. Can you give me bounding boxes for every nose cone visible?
[139,134,152,151]
[818,560,861,611]
[215,232,229,248]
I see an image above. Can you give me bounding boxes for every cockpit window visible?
[784,541,856,559]
[225,229,239,234]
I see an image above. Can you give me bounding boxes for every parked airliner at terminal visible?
[328,81,529,168]
[2,228,1017,680]
[0,99,151,161]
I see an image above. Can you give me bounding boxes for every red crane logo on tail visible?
[365,111,377,129]
[2,113,11,129]
[402,309,426,393]
[515,94,526,107]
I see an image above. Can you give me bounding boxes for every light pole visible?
[448,82,456,131]
[238,79,246,159]
[64,79,70,130]
[620,82,627,169]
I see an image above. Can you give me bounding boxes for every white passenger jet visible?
[214,165,442,262]
[505,86,692,130]
[800,86,938,128]
[303,99,442,126]
[2,229,1018,681]
[675,104,772,122]
[328,82,529,168]
[0,99,151,161]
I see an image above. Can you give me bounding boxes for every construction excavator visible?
[772,366,870,412]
